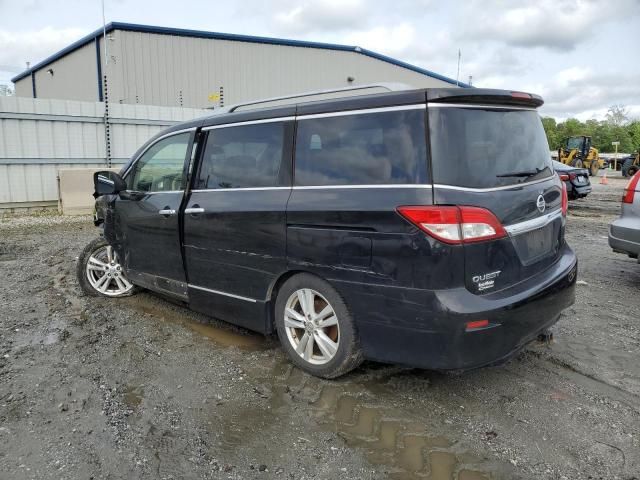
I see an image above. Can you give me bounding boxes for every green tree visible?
[559,118,583,138]
[605,105,629,127]
[626,121,640,153]
[541,117,559,149]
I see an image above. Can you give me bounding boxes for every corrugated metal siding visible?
[14,78,32,98]
[34,42,98,102]
[15,28,457,108]
[105,30,453,108]
[0,97,208,206]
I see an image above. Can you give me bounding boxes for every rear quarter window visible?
[294,108,428,186]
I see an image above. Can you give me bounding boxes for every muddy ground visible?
[1,177,639,480]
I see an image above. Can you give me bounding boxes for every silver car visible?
[609,171,640,260]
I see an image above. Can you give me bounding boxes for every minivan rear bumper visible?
[332,244,577,370]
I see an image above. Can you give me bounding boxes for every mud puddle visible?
[111,293,506,478]
[11,316,67,350]
[124,385,145,408]
[121,294,267,350]
[0,242,31,262]
[219,360,507,479]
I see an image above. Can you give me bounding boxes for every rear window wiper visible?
[496,167,546,178]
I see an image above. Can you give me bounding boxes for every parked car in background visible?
[553,160,591,200]
[609,170,640,261]
[78,86,577,379]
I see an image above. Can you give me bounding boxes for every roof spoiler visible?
[427,88,544,108]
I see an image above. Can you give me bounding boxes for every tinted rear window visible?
[428,107,553,189]
[294,109,427,186]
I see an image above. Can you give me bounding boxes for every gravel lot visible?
[1,177,639,480]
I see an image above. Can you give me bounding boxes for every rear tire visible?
[571,159,583,168]
[274,273,363,379]
[77,237,136,297]
[589,160,599,177]
[622,158,635,177]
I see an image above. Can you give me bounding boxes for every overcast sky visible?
[1,0,638,121]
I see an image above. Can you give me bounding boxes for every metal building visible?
[12,22,468,109]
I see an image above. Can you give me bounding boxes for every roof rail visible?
[223,83,412,113]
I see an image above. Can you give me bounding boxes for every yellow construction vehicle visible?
[558,135,603,176]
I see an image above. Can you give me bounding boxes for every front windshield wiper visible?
[496,167,546,178]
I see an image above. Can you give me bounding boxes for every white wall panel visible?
[0,96,208,207]
[102,30,455,109]
[33,42,98,102]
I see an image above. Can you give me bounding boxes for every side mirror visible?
[93,171,127,198]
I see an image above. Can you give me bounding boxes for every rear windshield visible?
[428,106,553,189]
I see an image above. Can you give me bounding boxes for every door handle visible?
[184,207,205,215]
[158,208,176,216]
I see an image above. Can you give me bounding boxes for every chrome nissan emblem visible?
[536,195,546,213]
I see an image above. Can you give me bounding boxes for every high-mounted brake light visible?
[561,182,568,216]
[623,171,640,204]
[511,91,532,99]
[397,206,506,245]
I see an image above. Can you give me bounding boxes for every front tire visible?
[275,273,363,378]
[571,159,584,168]
[77,237,136,297]
[589,160,599,176]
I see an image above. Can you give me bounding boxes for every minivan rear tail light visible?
[559,174,570,181]
[397,206,506,245]
[622,171,640,204]
[561,182,568,216]
[568,172,577,181]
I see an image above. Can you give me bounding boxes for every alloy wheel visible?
[85,245,133,297]
[284,288,340,365]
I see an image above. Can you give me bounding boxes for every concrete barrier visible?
[57,167,119,215]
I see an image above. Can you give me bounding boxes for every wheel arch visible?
[265,269,328,334]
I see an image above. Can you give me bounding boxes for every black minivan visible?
[80,87,577,378]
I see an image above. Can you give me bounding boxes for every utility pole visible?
[102,0,111,168]
[456,49,461,86]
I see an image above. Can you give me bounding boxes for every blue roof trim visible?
[12,22,470,88]
[13,25,111,82]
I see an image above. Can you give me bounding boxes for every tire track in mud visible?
[523,346,640,412]
[238,359,511,480]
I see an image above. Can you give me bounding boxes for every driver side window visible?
[129,133,191,192]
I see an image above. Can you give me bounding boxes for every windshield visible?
[428,107,553,188]
[566,137,584,150]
